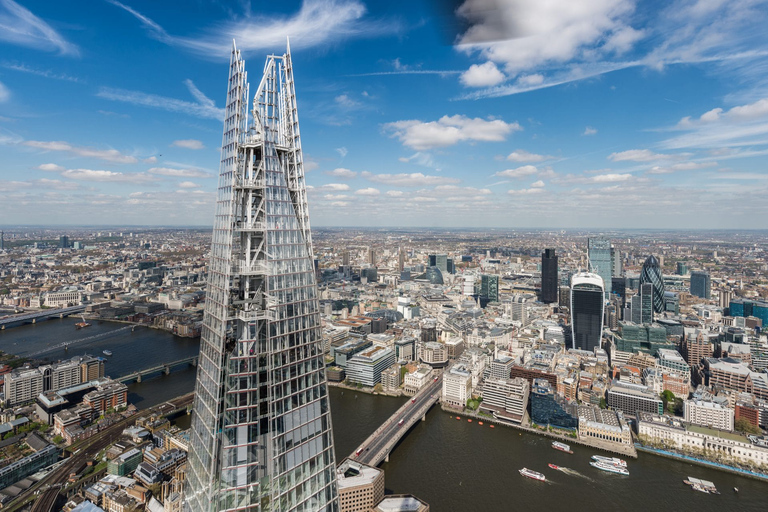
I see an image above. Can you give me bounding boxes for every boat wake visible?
[558,467,593,480]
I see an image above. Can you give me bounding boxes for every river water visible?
[1,319,766,510]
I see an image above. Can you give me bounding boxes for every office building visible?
[185,43,338,512]
[442,365,472,408]
[640,255,665,313]
[540,249,558,304]
[336,459,384,512]
[570,272,604,352]
[610,246,623,278]
[428,254,448,273]
[59,235,69,248]
[480,377,529,423]
[684,398,734,431]
[690,271,711,299]
[729,299,768,327]
[480,274,499,303]
[607,381,664,415]
[530,379,578,429]
[5,356,104,406]
[676,262,688,276]
[588,238,612,299]
[346,346,396,387]
[630,283,654,324]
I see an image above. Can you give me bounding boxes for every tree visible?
[735,418,762,435]
[599,398,607,409]
[53,435,64,444]
[660,390,675,412]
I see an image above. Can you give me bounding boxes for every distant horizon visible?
[1,224,768,234]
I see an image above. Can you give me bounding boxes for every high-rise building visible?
[367,247,376,266]
[59,235,69,249]
[640,255,665,313]
[630,283,654,324]
[570,272,604,352]
[398,247,405,272]
[540,249,558,304]
[690,271,711,299]
[588,238,612,299]
[0,231,4,250]
[676,262,688,276]
[342,250,350,267]
[480,274,499,303]
[611,246,623,278]
[428,254,448,273]
[185,42,338,512]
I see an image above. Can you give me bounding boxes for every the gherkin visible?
[184,41,339,512]
[640,255,665,314]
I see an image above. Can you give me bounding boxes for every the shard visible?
[184,41,339,512]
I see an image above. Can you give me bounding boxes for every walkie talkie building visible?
[184,41,339,512]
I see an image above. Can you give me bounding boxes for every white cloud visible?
[331,201,349,207]
[531,180,545,188]
[361,171,460,187]
[591,173,632,183]
[507,149,550,162]
[61,168,158,183]
[319,183,351,191]
[460,61,505,87]
[456,0,639,74]
[143,156,158,164]
[1,62,82,83]
[383,115,521,150]
[23,140,138,164]
[178,181,200,188]
[648,161,717,174]
[324,168,356,179]
[398,152,436,169]
[108,0,399,57]
[664,97,768,149]
[494,165,539,179]
[147,167,212,178]
[583,126,598,136]
[0,0,79,56]
[335,147,348,158]
[608,149,667,162]
[386,190,404,197]
[355,187,380,196]
[516,74,544,86]
[323,194,349,200]
[97,80,224,121]
[172,139,205,150]
[508,188,544,195]
[36,163,64,172]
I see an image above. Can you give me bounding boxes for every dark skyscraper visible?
[570,272,605,352]
[690,271,711,299]
[540,249,558,304]
[640,255,665,313]
[185,42,338,512]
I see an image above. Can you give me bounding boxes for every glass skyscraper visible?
[690,271,711,299]
[184,42,338,512]
[540,249,558,304]
[640,255,665,313]
[570,272,605,352]
[588,238,612,300]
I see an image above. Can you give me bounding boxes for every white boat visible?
[591,455,627,467]
[590,461,629,475]
[552,441,573,453]
[519,468,546,481]
[103,350,113,356]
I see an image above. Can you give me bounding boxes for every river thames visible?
[1,319,766,510]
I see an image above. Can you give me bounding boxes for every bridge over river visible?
[0,305,86,329]
[351,374,442,466]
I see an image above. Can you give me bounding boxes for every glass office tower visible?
[570,272,605,352]
[184,42,338,512]
[640,255,665,313]
[540,249,558,304]
[588,238,612,300]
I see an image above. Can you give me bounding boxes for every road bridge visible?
[351,374,442,466]
[0,305,86,329]
[116,356,198,383]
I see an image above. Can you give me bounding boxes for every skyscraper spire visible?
[185,41,339,512]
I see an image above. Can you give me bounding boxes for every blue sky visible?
[1,0,768,228]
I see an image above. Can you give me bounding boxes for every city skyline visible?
[2,0,768,228]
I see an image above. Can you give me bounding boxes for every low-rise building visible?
[607,381,664,415]
[577,406,633,447]
[403,366,433,395]
[346,346,396,387]
[336,459,384,512]
[684,396,734,431]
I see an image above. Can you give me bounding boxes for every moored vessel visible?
[591,455,627,467]
[103,349,113,356]
[519,468,546,481]
[552,441,573,454]
[683,477,719,494]
[590,461,629,475]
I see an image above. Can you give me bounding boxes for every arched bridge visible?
[116,356,198,383]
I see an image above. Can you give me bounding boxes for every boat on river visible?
[591,455,627,467]
[552,441,573,454]
[683,477,719,494]
[519,468,546,481]
[590,461,629,476]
